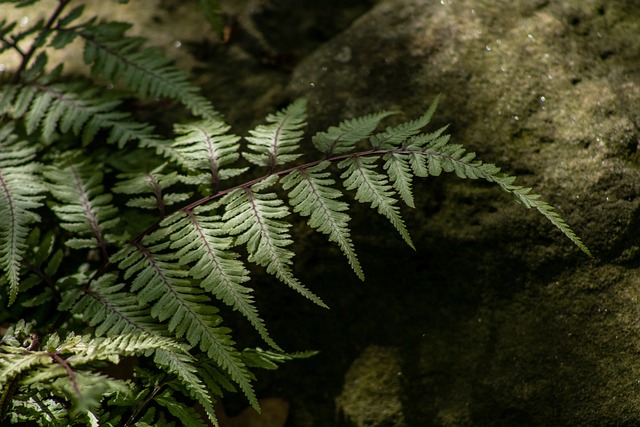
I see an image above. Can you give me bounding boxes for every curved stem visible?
[12,0,71,84]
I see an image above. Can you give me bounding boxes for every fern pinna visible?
[0,1,589,426]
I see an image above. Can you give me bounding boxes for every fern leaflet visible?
[152,348,221,424]
[79,22,218,119]
[172,120,247,192]
[113,163,189,218]
[369,95,442,148]
[0,125,45,305]
[313,110,397,156]
[61,273,163,338]
[113,238,260,409]
[44,157,123,258]
[281,161,364,279]
[59,274,222,424]
[155,390,208,427]
[383,152,416,208]
[243,98,307,170]
[339,155,414,249]
[157,207,271,342]
[1,80,159,148]
[221,176,327,307]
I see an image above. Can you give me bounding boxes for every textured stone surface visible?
[281,1,640,425]
[336,346,406,427]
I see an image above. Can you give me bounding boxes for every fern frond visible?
[118,213,260,408]
[402,133,449,178]
[153,347,222,424]
[59,275,223,422]
[1,331,202,426]
[408,135,591,255]
[221,176,327,307]
[161,209,274,347]
[383,152,415,208]
[156,214,269,405]
[241,347,319,371]
[1,81,160,148]
[79,22,218,119]
[339,156,414,249]
[0,346,51,385]
[112,163,189,217]
[61,274,163,337]
[155,389,209,427]
[0,124,46,305]
[370,95,441,148]
[9,395,67,426]
[44,157,123,257]
[172,120,247,192]
[114,240,263,399]
[49,6,84,49]
[194,358,236,399]
[281,161,363,279]
[514,190,590,255]
[313,110,397,156]
[60,332,186,365]
[243,98,307,170]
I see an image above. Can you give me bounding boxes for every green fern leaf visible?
[243,98,307,169]
[516,189,591,256]
[404,133,450,177]
[112,233,259,412]
[160,207,276,347]
[0,84,19,115]
[61,332,187,365]
[9,395,68,426]
[195,358,237,398]
[62,274,164,337]
[339,156,414,249]
[123,212,260,408]
[221,177,327,307]
[59,273,223,421]
[370,95,441,148]
[11,85,38,118]
[23,87,53,134]
[2,81,160,148]
[44,157,123,256]
[0,125,46,305]
[155,390,209,427]
[2,331,205,426]
[0,346,51,385]
[313,110,397,156]
[173,120,247,192]
[80,22,218,119]
[281,161,363,279]
[153,347,222,423]
[383,152,416,208]
[415,139,591,255]
[113,164,189,217]
[404,127,451,151]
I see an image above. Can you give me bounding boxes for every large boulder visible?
[280,1,640,425]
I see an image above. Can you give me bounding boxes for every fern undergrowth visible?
[0,1,589,426]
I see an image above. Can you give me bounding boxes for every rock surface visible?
[278,0,640,426]
[336,346,406,426]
